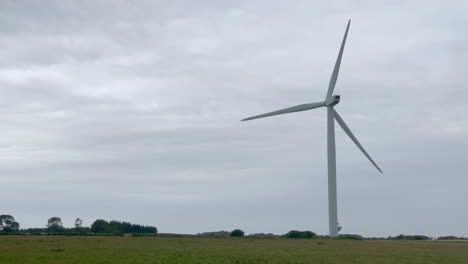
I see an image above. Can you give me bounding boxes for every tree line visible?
[0,214,157,235]
[196,229,468,240]
[2,214,467,240]
[91,219,157,234]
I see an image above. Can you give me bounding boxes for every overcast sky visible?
[1,0,467,237]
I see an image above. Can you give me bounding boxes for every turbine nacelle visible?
[325,95,340,106]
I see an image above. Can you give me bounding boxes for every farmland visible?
[1,235,468,264]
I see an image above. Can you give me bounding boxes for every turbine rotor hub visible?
[325,95,341,106]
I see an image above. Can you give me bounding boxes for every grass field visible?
[1,235,468,264]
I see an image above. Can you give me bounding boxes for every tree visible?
[74,218,83,231]
[9,221,20,232]
[47,217,64,233]
[230,229,245,237]
[0,215,20,233]
[109,220,124,233]
[91,219,111,233]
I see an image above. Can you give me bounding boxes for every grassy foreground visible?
[1,235,468,264]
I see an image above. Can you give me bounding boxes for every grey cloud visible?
[0,0,467,237]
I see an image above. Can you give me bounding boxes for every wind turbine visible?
[241,19,382,237]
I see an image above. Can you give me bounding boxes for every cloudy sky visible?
[1,0,467,237]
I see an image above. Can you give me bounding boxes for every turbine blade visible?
[242,102,325,121]
[326,19,351,99]
[334,109,383,174]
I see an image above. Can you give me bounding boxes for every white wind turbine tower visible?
[241,20,382,237]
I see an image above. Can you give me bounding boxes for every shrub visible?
[390,234,431,240]
[197,231,230,237]
[437,236,467,240]
[230,229,245,237]
[285,230,317,239]
[338,234,364,240]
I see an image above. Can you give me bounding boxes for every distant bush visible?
[338,234,364,240]
[389,234,431,240]
[230,229,245,237]
[285,230,317,239]
[248,233,278,238]
[437,236,468,240]
[19,227,91,235]
[158,233,196,238]
[131,233,159,237]
[197,231,230,237]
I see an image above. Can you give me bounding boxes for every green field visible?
[1,235,468,264]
